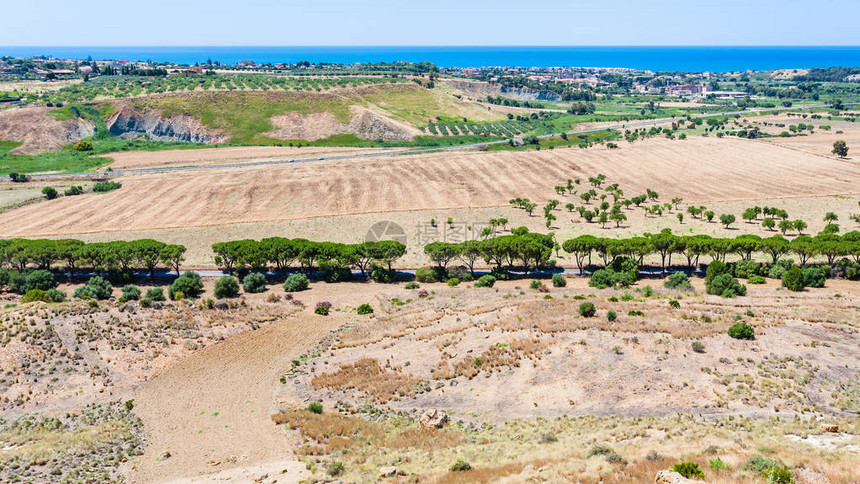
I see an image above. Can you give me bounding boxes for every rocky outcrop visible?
[444,79,562,101]
[265,106,419,142]
[419,408,449,429]
[107,105,228,144]
[0,106,94,154]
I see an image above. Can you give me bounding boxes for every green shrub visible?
[642,285,654,297]
[579,301,596,317]
[415,266,438,283]
[552,273,567,287]
[74,140,93,151]
[728,321,755,340]
[326,461,344,477]
[670,462,704,479]
[664,272,693,290]
[405,281,420,289]
[74,276,113,300]
[705,260,729,285]
[283,274,310,292]
[708,457,729,470]
[242,272,268,293]
[802,267,825,288]
[768,259,794,279]
[214,276,240,298]
[589,269,635,289]
[450,460,472,472]
[46,288,66,302]
[146,287,166,301]
[447,277,460,287]
[314,304,330,316]
[762,467,793,483]
[529,280,542,290]
[23,270,58,293]
[781,267,805,291]
[307,402,323,414]
[121,285,141,301]
[475,275,496,288]
[21,289,51,303]
[356,303,373,315]
[41,186,58,199]
[92,180,122,193]
[706,273,747,298]
[734,259,762,279]
[742,456,783,474]
[747,275,766,284]
[586,445,624,463]
[370,266,395,283]
[606,310,617,321]
[64,185,84,196]
[169,271,203,300]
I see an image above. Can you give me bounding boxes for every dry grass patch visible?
[311,357,419,403]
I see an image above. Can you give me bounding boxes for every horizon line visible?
[3,44,860,48]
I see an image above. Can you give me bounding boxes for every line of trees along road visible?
[0,239,186,276]
[211,238,407,277]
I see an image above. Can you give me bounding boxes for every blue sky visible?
[3,0,858,46]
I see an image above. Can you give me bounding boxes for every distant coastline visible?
[1,46,859,71]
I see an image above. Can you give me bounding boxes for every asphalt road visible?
[28,103,830,181]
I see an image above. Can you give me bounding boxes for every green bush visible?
[475,275,496,288]
[146,287,166,301]
[728,321,755,340]
[529,280,542,290]
[404,281,420,289]
[242,272,268,293]
[586,445,624,463]
[664,272,693,291]
[705,260,729,285]
[21,289,51,303]
[370,267,395,283]
[742,456,782,474]
[74,140,93,151]
[326,461,344,477]
[708,457,729,470]
[23,270,58,293]
[589,269,635,289]
[781,267,805,291]
[307,402,323,414]
[283,273,310,292]
[214,276,240,298]
[64,185,84,196]
[121,285,141,301]
[802,267,825,288]
[579,301,596,317]
[734,259,761,279]
[47,288,66,302]
[671,462,704,479]
[415,266,438,283]
[450,460,472,472]
[92,180,122,193]
[552,273,567,287]
[169,271,203,300]
[315,305,329,316]
[447,277,460,287]
[356,303,373,315]
[762,467,793,484]
[74,276,113,300]
[747,275,766,284]
[706,273,747,298]
[606,310,617,322]
[768,259,794,279]
[41,186,58,200]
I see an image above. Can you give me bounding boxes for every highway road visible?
[28,103,831,181]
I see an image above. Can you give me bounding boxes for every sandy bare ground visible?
[125,281,380,483]
[100,145,398,170]
[3,136,858,238]
[0,106,93,154]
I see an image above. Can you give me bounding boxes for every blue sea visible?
[1,46,859,72]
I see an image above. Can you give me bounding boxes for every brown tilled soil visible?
[2,136,859,239]
[0,106,93,154]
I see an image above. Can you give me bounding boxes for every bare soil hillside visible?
[0,106,93,154]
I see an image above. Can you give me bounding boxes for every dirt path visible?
[125,311,342,483]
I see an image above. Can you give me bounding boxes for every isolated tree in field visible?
[524,203,537,216]
[823,212,838,223]
[565,203,576,212]
[598,212,608,228]
[778,219,793,235]
[761,218,775,231]
[677,213,684,224]
[545,212,557,229]
[742,208,758,223]
[720,214,736,229]
[832,140,849,158]
[793,219,808,235]
[704,211,715,222]
[610,211,627,227]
